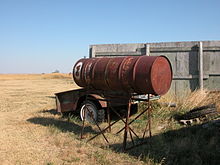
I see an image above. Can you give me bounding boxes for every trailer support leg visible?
[123,99,131,151]
[107,102,111,133]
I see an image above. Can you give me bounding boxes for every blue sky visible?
[0,0,220,73]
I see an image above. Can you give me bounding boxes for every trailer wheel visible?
[80,101,105,123]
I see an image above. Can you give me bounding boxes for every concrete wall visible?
[89,41,220,95]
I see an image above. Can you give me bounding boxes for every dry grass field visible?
[0,74,143,165]
[0,74,220,165]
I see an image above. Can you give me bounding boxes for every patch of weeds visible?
[67,132,77,139]
[61,112,81,124]
[142,154,162,165]
[48,124,61,135]
[71,157,80,162]
[139,101,171,120]
[138,101,176,130]
[68,115,81,124]
[75,141,85,149]
[15,161,22,165]
[65,156,80,163]
[92,151,112,165]
[46,162,54,165]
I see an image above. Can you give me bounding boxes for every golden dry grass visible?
[0,73,72,80]
[160,89,220,112]
[0,74,144,165]
[1,74,219,164]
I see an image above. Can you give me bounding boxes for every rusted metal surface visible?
[55,90,80,113]
[90,94,107,107]
[55,89,107,113]
[123,99,131,150]
[55,88,133,113]
[73,56,172,95]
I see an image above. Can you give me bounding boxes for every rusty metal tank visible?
[73,56,172,95]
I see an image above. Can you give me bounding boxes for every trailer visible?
[54,55,172,150]
[55,88,138,123]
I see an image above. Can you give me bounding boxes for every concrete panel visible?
[148,41,199,48]
[203,40,220,47]
[203,51,210,76]
[169,80,176,95]
[116,44,145,52]
[188,51,199,76]
[209,52,220,75]
[175,80,191,96]
[176,52,189,76]
[91,44,146,53]
[204,76,220,90]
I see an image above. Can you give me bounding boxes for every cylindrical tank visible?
[73,56,172,95]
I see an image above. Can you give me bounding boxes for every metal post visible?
[199,42,204,89]
[80,112,85,139]
[146,44,150,56]
[142,94,151,139]
[123,99,131,150]
[147,108,152,137]
[91,45,96,58]
[107,102,111,132]
[87,120,119,142]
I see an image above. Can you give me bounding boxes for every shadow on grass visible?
[40,109,59,115]
[27,116,98,135]
[30,108,220,164]
[46,96,56,99]
[110,122,220,165]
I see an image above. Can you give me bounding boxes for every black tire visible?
[97,109,105,123]
[79,100,105,124]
